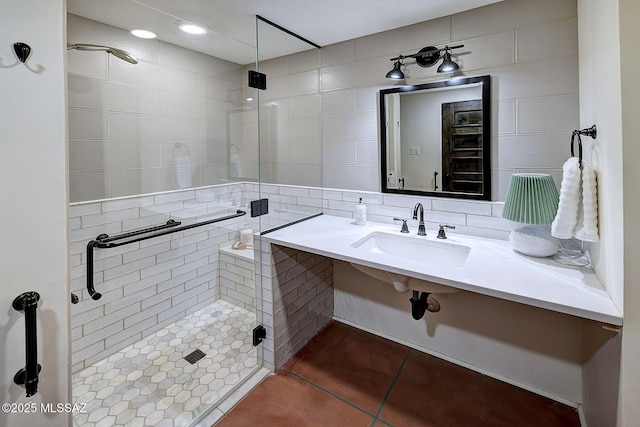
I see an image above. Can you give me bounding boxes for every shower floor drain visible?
[184,349,206,364]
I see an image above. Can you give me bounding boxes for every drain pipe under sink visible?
[409,290,441,319]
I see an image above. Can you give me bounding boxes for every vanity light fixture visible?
[437,47,459,73]
[385,59,405,80]
[131,29,157,39]
[176,20,208,35]
[502,173,560,257]
[385,44,463,80]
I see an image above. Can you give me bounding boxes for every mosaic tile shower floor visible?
[72,300,258,427]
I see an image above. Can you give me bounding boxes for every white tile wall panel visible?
[517,95,579,133]
[69,141,163,172]
[322,90,357,116]
[109,113,202,142]
[321,57,392,91]
[263,70,320,100]
[456,31,515,71]
[286,48,322,75]
[322,113,378,141]
[289,94,321,118]
[498,100,516,134]
[499,134,572,169]
[110,59,200,95]
[355,17,450,62]
[158,41,240,76]
[69,171,111,206]
[451,0,576,40]
[491,55,578,101]
[68,108,109,141]
[285,118,321,143]
[319,40,355,67]
[322,165,378,192]
[66,49,108,80]
[432,199,493,216]
[356,139,378,166]
[517,17,578,62]
[68,76,161,114]
[290,142,322,164]
[160,91,204,119]
[355,87,380,113]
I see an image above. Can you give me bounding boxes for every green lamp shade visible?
[502,174,559,225]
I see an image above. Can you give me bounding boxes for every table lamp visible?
[502,173,560,257]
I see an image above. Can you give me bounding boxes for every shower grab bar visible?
[13,291,42,397]
[96,219,182,245]
[86,210,246,301]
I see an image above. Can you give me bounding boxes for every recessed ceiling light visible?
[176,20,208,35]
[131,29,157,39]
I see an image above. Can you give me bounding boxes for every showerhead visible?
[67,43,138,64]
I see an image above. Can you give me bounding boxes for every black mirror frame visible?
[379,75,491,200]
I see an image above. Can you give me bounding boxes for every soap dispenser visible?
[240,222,254,247]
[355,198,367,226]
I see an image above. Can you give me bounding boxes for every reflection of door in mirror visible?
[385,94,402,189]
[442,100,483,193]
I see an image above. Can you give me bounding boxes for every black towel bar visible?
[85,210,246,301]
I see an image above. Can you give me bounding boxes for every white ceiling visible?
[67,0,502,65]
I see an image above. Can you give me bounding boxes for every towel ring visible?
[172,142,190,156]
[571,125,597,165]
[570,132,583,165]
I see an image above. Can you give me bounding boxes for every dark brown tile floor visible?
[216,321,581,427]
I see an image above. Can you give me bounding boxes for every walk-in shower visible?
[67,43,138,64]
[66,5,321,425]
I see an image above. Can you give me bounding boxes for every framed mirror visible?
[380,75,491,200]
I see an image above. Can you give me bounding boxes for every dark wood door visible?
[441,99,483,193]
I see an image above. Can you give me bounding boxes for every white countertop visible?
[260,215,622,326]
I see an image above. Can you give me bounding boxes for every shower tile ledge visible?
[261,215,622,326]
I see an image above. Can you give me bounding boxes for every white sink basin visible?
[351,231,471,268]
[350,263,460,294]
[349,232,471,294]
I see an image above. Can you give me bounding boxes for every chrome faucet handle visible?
[393,217,410,233]
[437,224,455,239]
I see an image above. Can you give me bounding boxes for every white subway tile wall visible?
[219,246,257,311]
[69,183,252,371]
[257,243,334,371]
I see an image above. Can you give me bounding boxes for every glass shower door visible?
[255,16,323,233]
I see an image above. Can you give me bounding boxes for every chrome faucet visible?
[412,203,426,236]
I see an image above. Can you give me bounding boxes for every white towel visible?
[174,153,192,189]
[230,152,243,178]
[574,164,599,241]
[551,157,581,239]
